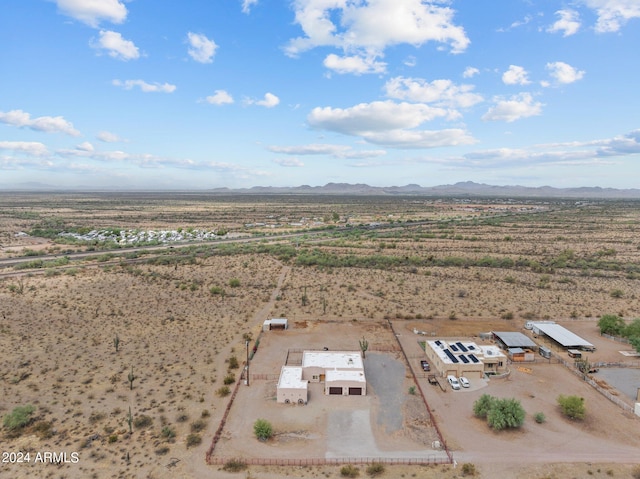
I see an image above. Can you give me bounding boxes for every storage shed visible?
[263,318,288,331]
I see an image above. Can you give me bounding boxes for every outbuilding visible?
[263,318,288,331]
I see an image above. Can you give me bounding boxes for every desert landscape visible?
[1,192,640,479]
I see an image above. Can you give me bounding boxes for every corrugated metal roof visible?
[493,331,537,348]
[531,322,593,348]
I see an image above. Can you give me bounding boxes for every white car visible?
[447,375,460,390]
[459,376,470,388]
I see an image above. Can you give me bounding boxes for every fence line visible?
[205,361,245,464]
[601,333,630,344]
[386,319,454,465]
[592,361,640,368]
[251,373,279,381]
[208,456,451,467]
[556,357,634,413]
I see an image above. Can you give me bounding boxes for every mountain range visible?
[3,181,640,198]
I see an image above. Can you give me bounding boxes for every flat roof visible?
[264,318,288,324]
[531,322,594,348]
[493,331,537,349]
[427,340,494,365]
[326,369,366,383]
[277,366,307,389]
[302,351,363,370]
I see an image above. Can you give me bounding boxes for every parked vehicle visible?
[420,360,430,371]
[539,346,551,358]
[447,375,460,390]
[458,376,470,388]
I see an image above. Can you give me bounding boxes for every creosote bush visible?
[253,418,273,441]
[366,462,385,477]
[557,395,586,420]
[341,464,360,477]
[186,433,202,448]
[3,405,35,432]
[222,458,247,472]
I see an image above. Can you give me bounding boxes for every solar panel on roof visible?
[435,340,442,346]
[450,344,459,352]
[459,354,469,363]
[444,349,459,363]
[456,342,468,352]
[468,345,475,350]
[468,354,479,363]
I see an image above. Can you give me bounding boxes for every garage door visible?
[348,387,362,396]
[329,387,342,395]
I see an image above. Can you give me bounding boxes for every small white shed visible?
[263,318,288,332]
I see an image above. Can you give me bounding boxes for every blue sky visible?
[1,0,639,190]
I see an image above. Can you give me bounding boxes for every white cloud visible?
[360,129,476,149]
[546,61,585,84]
[97,131,121,142]
[463,67,479,78]
[285,0,469,66]
[581,0,640,33]
[384,77,483,109]
[204,90,234,105]
[241,0,259,14]
[482,93,543,123]
[76,141,94,152]
[307,100,475,149]
[92,30,140,61]
[0,141,49,156]
[55,0,127,27]
[246,92,280,108]
[112,79,177,93]
[273,158,304,167]
[547,9,581,36]
[502,65,531,85]
[187,32,217,64]
[268,143,386,159]
[308,101,448,135]
[323,53,386,75]
[0,109,81,136]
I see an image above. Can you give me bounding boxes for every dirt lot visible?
[2,194,640,479]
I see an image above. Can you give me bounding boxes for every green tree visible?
[624,319,640,338]
[597,314,625,336]
[557,395,586,420]
[253,418,273,441]
[629,336,640,354]
[473,394,495,419]
[3,405,35,431]
[486,398,525,430]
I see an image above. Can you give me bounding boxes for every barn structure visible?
[530,322,595,351]
[424,340,507,378]
[276,350,366,404]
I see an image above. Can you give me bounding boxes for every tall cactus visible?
[128,366,136,390]
[359,336,369,359]
[127,406,133,434]
[114,334,120,352]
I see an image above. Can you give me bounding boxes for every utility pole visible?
[245,339,250,386]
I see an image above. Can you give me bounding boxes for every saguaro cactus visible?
[114,334,120,352]
[127,406,133,434]
[359,336,369,359]
[128,366,136,390]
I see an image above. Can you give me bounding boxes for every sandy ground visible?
[2,195,640,478]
